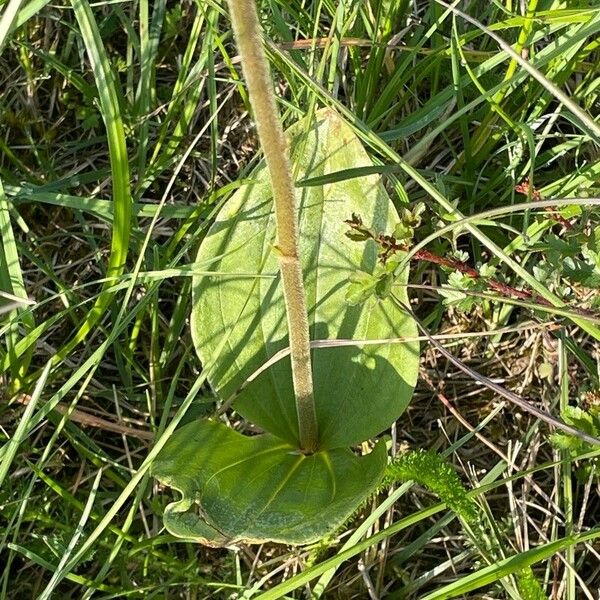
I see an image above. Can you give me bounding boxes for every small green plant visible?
[387,450,547,600]
[551,391,600,482]
[151,0,419,546]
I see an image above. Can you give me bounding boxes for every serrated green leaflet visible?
[192,110,419,450]
[151,420,386,546]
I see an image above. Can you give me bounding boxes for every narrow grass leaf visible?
[0,361,50,488]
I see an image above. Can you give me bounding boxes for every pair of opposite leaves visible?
[151,110,419,546]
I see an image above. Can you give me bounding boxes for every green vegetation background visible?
[1,0,599,598]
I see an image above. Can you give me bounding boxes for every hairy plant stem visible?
[228,0,318,452]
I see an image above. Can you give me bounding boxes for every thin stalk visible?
[558,335,576,600]
[227,0,318,452]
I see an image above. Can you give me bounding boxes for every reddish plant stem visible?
[412,250,597,318]
[345,213,595,317]
[412,249,553,307]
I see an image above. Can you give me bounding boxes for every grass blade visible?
[0,361,50,488]
[0,177,35,388]
[44,0,133,370]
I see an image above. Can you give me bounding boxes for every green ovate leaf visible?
[192,110,419,449]
[151,420,387,546]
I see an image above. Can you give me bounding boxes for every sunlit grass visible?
[1,0,599,598]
